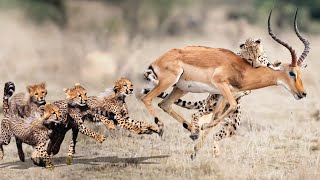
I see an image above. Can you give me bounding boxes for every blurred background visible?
[0,1,320,178]
[0,0,319,100]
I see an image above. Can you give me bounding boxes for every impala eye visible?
[289,71,296,77]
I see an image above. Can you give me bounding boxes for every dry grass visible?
[0,2,320,179]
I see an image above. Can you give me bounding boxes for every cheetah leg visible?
[78,124,105,143]
[0,118,12,160]
[49,131,67,155]
[66,126,79,165]
[90,112,115,130]
[15,138,25,162]
[116,117,160,134]
[212,101,241,156]
[69,110,106,143]
[191,97,228,159]
[32,143,54,170]
[190,108,212,141]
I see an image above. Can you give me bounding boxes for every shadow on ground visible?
[0,155,170,170]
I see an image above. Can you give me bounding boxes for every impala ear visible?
[300,64,307,69]
[239,43,245,49]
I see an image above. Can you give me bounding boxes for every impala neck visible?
[239,66,286,91]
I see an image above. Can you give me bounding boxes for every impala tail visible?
[143,66,159,85]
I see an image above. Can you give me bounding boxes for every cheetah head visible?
[63,83,87,107]
[27,82,47,105]
[113,78,134,97]
[38,103,62,128]
[239,38,264,68]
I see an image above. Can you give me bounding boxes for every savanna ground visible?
[0,1,320,179]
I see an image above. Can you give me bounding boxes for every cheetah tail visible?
[141,88,202,110]
[3,82,15,116]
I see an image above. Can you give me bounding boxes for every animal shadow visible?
[0,155,170,170]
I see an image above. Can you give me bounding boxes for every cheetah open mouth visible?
[37,100,46,105]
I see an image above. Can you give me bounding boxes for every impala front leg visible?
[192,82,237,159]
[201,83,237,130]
[158,87,192,131]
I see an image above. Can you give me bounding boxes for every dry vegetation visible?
[0,1,320,179]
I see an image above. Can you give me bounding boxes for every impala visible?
[142,10,309,157]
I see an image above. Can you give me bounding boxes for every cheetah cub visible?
[238,38,281,70]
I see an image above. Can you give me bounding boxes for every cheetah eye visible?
[35,93,38,96]
[42,91,45,94]
[79,94,81,97]
[52,111,56,115]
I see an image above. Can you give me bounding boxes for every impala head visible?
[268,9,310,100]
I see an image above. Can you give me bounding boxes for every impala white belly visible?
[175,79,221,94]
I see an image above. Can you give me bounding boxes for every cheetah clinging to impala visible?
[143,36,279,141]
[141,9,309,159]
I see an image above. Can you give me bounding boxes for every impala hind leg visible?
[142,78,179,137]
[158,87,193,131]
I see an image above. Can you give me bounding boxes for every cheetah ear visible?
[75,83,80,87]
[63,88,68,93]
[239,43,245,49]
[39,82,46,88]
[113,87,118,93]
[27,85,34,93]
[255,38,261,44]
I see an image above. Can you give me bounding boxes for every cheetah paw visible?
[46,164,55,171]
[96,134,106,143]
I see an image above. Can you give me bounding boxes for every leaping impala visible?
[141,9,310,145]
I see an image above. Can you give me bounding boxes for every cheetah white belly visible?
[175,80,221,94]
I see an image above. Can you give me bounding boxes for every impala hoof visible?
[190,153,196,160]
[66,156,73,165]
[189,133,199,141]
[158,129,164,137]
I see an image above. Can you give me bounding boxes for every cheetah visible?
[238,38,281,69]
[45,83,115,165]
[87,78,161,135]
[8,82,47,118]
[5,82,49,162]
[48,79,160,165]
[0,82,61,170]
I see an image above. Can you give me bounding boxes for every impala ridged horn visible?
[268,10,298,67]
[294,9,310,66]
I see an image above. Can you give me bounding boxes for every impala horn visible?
[294,9,311,66]
[268,10,298,67]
